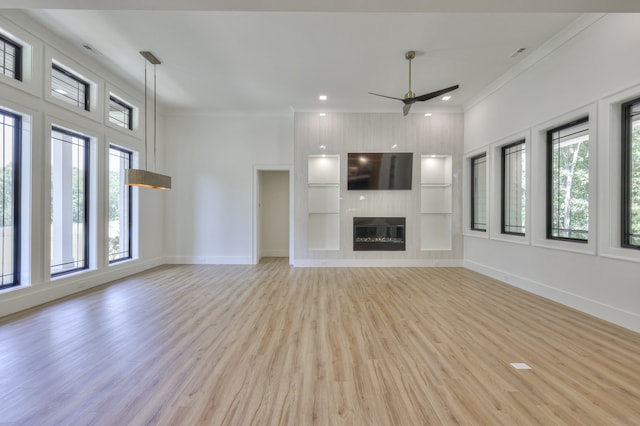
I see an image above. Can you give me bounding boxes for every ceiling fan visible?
[369,50,459,116]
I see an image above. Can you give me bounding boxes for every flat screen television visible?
[347,152,413,190]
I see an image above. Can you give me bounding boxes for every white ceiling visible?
[15,3,634,114]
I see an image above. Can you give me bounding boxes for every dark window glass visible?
[547,118,589,242]
[471,153,487,231]
[108,146,132,262]
[622,99,640,249]
[109,96,133,130]
[51,127,89,276]
[51,64,90,111]
[0,109,21,288]
[502,141,526,235]
[0,34,22,81]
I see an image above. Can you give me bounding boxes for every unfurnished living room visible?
[0,1,640,424]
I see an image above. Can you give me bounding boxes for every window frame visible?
[51,63,90,112]
[108,145,133,263]
[470,153,488,232]
[50,126,90,277]
[621,98,640,250]
[0,33,22,81]
[108,95,133,131]
[546,116,590,243]
[501,140,526,236]
[0,108,21,289]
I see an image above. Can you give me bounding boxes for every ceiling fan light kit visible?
[369,50,459,116]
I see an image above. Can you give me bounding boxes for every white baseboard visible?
[464,259,640,333]
[165,256,253,265]
[294,259,464,267]
[260,250,289,258]
[0,257,164,319]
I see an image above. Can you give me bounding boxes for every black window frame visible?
[51,63,90,112]
[546,117,590,243]
[621,98,640,250]
[471,153,487,232]
[108,145,133,263]
[0,108,21,289]
[0,33,22,81]
[109,96,133,130]
[50,126,90,277]
[501,140,526,236]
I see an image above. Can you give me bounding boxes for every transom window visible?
[108,146,133,263]
[547,118,589,242]
[51,64,90,111]
[51,127,90,276]
[109,96,133,130]
[0,34,21,81]
[471,153,487,232]
[622,98,640,249]
[501,141,526,235]
[0,109,21,289]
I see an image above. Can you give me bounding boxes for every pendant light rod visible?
[124,50,172,190]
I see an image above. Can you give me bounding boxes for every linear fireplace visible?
[353,217,406,251]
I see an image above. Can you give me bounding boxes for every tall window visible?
[0,34,22,81]
[502,141,526,235]
[471,153,487,231]
[109,96,133,130]
[0,109,20,289]
[547,118,589,242]
[51,64,90,111]
[51,127,89,276]
[622,98,640,249]
[109,146,132,262]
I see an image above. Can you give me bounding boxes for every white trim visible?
[530,102,598,255]
[253,164,295,265]
[464,259,640,333]
[463,146,490,237]
[0,14,42,98]
[165,256,253,265]
[105,82,144,140]
[294,259,464,267]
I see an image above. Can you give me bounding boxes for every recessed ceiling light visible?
[391,144,398,149]
[319,95,327,101]
[319,145,326,150]
[319,112,326,117]
[424,113,432,117]
[442,95,451,101]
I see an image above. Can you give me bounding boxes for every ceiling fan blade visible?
[412,85,460,103]
[368,92,404,101]
[403,103,412,116]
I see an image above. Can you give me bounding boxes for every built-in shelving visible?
[307,155,340,250]
[420,155,452,250]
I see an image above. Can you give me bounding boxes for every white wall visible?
[259,170,289,258]
[464,13,640,332]
[163,113,293,264]
[295,112,464,266]
[0,11,166,318]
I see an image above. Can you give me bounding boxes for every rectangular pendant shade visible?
[125,168,172,190]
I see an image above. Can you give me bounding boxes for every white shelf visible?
[308,155,340,250]
[308,155,340,185]
[421,155,452,250]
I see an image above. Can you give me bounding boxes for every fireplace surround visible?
[353,217,406,251]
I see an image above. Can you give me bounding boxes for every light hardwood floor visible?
[1,260,639,425]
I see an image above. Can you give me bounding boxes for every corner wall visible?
[464,13,640,332]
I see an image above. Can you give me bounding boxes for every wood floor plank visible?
[1,260,640,425]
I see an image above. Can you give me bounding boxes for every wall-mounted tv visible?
[347,152,413,190]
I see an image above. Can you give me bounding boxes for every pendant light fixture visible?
[125,51,172,190]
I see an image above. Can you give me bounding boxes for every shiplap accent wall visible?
[294,112,464,266]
